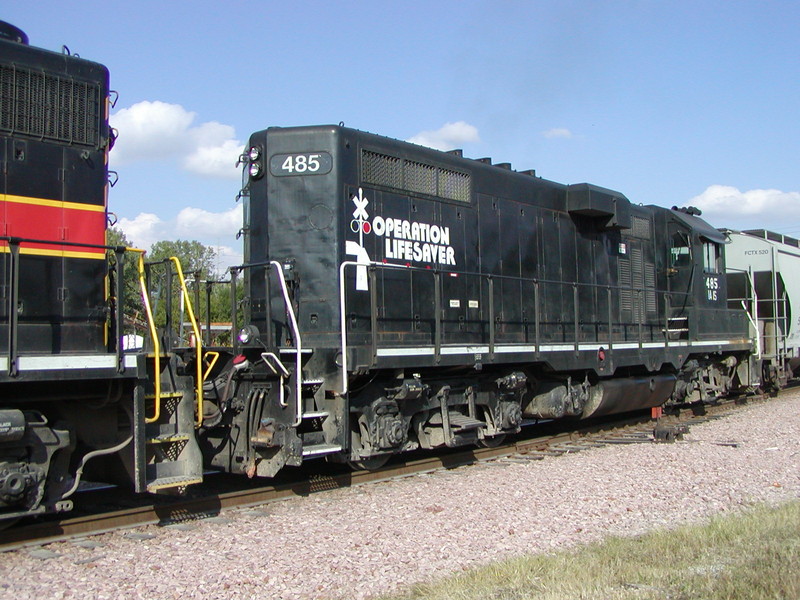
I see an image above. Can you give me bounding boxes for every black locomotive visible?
[200,125,756,477]
[0,21,775,525]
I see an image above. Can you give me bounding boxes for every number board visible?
[269,152,333,176]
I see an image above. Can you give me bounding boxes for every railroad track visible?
[0,393,765,552]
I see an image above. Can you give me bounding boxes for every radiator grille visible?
[645,263,657,313]
[0,64,102,147]
[618,256,632,313]
[405,160,436,196]
[618,246,657,320]
[438,168,471,202]
[362,149,471,203]
[362,150,402,188]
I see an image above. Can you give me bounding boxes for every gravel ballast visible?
[2,391,799,600]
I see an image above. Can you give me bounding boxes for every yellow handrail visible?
[203,351,220,381]
[168,257,206,427]
[131,249,162,424]
[131,250,213,427]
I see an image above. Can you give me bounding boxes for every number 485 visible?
[281,154,321,173]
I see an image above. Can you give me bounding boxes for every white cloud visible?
[175,205,243,239]
[110,101,243,179]
[118,212,168,251]
[117,205,244,274]
[541,127,573,139]
[687,185,800,228]
[407,121,480,151]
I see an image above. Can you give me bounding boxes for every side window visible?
[702,241,721,273]
[670,231,691,267]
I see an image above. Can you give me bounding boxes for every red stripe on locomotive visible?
[0,197,106,256]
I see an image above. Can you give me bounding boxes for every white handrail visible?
[270,261,304,427]
[339,260,412,395]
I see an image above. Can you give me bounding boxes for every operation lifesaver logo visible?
[348,189,456,267]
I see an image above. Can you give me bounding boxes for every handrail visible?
[133,250,162,424]
[269,261,304,427]
[337,260,699,395]
[1,236,136,376]
[168,257,206,427]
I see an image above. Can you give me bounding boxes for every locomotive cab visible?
[664,207,744,341]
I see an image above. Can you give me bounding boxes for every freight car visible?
[725,228,800,386]
[0,21,774,526]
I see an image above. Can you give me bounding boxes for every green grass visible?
[381,501,800,600]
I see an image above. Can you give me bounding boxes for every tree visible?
[111,236,240,344]
[148,240,217,281]
[106,227,143,328]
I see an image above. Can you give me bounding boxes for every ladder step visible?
[448,412,486,431]
[302,443,342,457]
[147,434,190,444]
[279,348,313,355]
[146,475,203,493]
[303,410,329,420]
[144,392,184,400]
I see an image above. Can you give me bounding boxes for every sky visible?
[5,1,800,273]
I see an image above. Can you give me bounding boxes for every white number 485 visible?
[281,153,321,173]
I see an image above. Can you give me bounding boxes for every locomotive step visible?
[279,348,314,355]
[301,443,342,458]
[302,410,330,420]
[144,391,184,400]
[146,475,204,493]
[146,433,190,444]
[428,411,486,431]
[448,413,486,431]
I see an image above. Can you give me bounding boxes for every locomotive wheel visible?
[477,434,507,448]
[348,455,391,471]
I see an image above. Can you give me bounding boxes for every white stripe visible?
[441,346,490,355]
[373,340,746,359]
[376,347,436,357]
[494,345,540,353]
[13,354,137,371]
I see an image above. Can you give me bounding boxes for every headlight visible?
[249,162,262,178]
[248,146,261,161]
[238,325,260,345]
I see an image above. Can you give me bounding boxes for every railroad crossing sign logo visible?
[345,188,371,291]
[351,188,371,234]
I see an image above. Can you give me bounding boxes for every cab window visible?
[670,232,691,267]
[702,241,721,273]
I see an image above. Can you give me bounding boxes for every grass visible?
[380,501,800,600]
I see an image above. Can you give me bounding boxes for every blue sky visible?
[5,1,800,271]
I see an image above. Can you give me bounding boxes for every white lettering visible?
[372,216,385,236]
[368,215,457,266]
